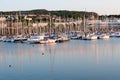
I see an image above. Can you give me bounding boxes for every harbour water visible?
[0,38,120,80]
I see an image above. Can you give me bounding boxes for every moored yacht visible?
[27,35,44,44]
[82,33,97,40]
[56,34,70,43]
[71,34,83,40]
[40,38,56,44]
[0,36,7,42]
[98,34,110,39]
[114,32,120,37]
[11,35,27,43]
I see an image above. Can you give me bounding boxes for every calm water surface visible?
[0,38,120,80]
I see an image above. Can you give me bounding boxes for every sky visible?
[0,0,120,15]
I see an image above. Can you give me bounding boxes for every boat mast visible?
[49,13,52,35]
[83,13,86,32]
[83,9,86,33]
[16,12,19,35]
[0,12,3,35]
[19,11,23,35]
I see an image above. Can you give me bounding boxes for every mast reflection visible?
[0,40,120,69]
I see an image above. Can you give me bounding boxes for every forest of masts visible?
[0,11,119,36]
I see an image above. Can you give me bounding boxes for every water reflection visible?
[0,39,120,67]
[0,38,120,79]
[0,41,120,64]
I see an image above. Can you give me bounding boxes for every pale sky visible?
[0,0,120,15]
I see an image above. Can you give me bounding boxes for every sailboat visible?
[55,33,70,43]
[39,14,56,44]
[11,11,28,43]
[82,12,97,40]
[27,34,44,44]
[40,37,56,44]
